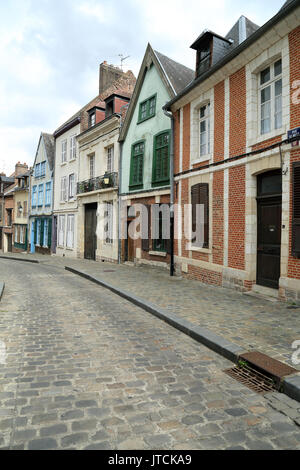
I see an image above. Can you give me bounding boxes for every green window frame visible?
[129,141,145,190]
[152,130,170,187]
[138,94,157,123]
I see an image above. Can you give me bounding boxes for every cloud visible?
[0,0,287,174]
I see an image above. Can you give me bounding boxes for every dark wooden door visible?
[8,234,12,252]
[85,203,97,260]
[257,199,282,288]
[126,220,134,262]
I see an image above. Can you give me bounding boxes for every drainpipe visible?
[163,108,175,277]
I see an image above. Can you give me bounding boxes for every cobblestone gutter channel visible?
[0,282,5,301]
[65,266,300,406]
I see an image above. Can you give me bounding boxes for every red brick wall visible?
[228,165,245,270]
[214,80,225,163]
[180,178,189,259]
[186,265,222,286]
[173,110,180,175]
[287,25,300,281]
[213,170,224,265]
[229,67,246,157]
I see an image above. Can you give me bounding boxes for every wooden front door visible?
[257,170,282,289]
[84,203,97,260]
[7,234,12,252]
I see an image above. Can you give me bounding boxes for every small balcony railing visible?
[77,172,118,195]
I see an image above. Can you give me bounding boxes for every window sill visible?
[249,127,286,147]
[61,162,67,166]
[69,158,77,163]
[152,180,170,188]
[149,251,167,257]
[191,154,212,165]
[187,244,211,254]
[129,185,144,191]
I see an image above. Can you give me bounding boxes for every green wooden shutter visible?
[48,218,52,248]
[292,163,300,258]
[40,219,44,246]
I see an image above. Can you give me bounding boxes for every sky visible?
[0,0,287,175]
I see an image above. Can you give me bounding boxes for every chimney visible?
[14,162,28,184]
[99,61,125,94]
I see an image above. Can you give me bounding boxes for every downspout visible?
[163,108,175,277]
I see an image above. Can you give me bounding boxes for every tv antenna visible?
[118,54,130,70]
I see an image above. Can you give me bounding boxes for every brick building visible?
[164,0,300,301]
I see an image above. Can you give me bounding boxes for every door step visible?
[244,284,279,302]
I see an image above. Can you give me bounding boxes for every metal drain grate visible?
[224,364,277,394]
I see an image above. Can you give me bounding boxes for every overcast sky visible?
[0,0,287,175]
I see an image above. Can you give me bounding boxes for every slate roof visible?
[42,133,55,171]
[226,16,260,47]
[154,50,194,94]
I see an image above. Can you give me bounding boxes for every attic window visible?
[197,42,211,76]
[105,99,114,118]
[89,112,96,128]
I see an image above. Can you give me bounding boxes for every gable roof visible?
[119,44,194,142]
[225,16,260,47]
[54,70,136,138]
[42,133,55,171]
[32,133,55,173]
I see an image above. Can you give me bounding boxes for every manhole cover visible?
[224,364,277,394]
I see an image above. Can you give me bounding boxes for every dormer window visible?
[197,42,211,76]
[105,99,114,118]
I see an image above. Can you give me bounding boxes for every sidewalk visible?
[1,251,299,371]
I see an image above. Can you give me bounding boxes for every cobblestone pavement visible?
[0,259,300,450]
[30,253,300,369]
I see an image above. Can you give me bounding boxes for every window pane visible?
[260,67,270,85]
[275,96,282,129]
[261,86,271,103]
[275,79,282,97]
[200,106,206,118]
[274,59,282,77]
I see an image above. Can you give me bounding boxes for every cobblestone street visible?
[0,258,300,450]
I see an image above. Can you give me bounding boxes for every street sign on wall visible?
[288,127,300,147]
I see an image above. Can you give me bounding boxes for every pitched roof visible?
[42,133,55,171]
[119,44,194,141]
[225,16,260,47]
[154,50,194,94]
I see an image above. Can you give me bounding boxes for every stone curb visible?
[0,282,4,301]
[0,256,39,264]
[65,266,245,363]
[282,374,300,403]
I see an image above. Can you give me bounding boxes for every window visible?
[107,146,114,173]
[15,226,19,243]
[45,182,52,206]
[23,201,27,217]
[130,142,144,188]
[61,139,67,163]
[89,113,96,127]
[38,184,44,207]
[191,183,209,248]
[89,155,95,179]
[40,161,46,177]
[292,162,300,258]
[152,131,170,185]
[35,163,41,178]
[259,59,282,135]
[152,208,166,252]
[43,219,48,247]
[70,135,77,159]
[32,186,37,208]
[197,42,211,76]
[17,201,22,218]
[36,219,41,245]
[60,177,67,202]
[69,174,75,199]
[66,214,75,249]
[104,202,113,244]
[58,215,65,247]
[20,226,25,245]
[138,95,156,123]
[199,104,210,157]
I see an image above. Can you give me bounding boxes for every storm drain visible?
[224,363,277,394]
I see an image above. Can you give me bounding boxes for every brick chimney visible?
[14,162,28,184]
[99,61,125,94]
